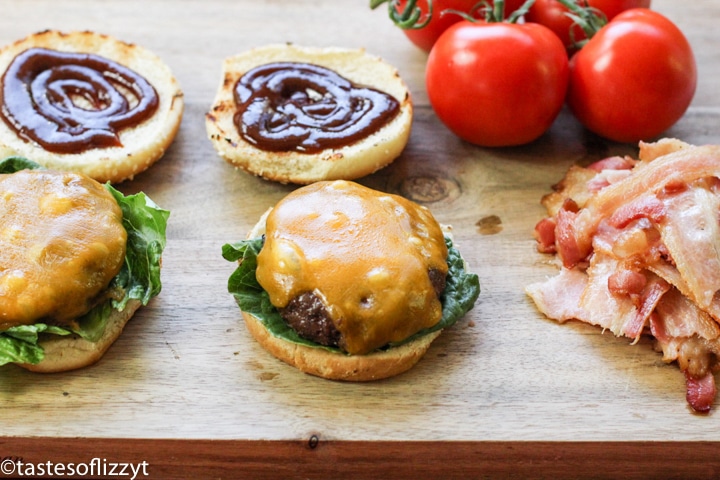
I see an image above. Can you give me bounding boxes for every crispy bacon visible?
[587,155,636,172]
[555,206,587,268]
[556,144,720,268]
[627,276,670,340]
[534,217,557,254]
[527,140,720,414]
[659,185,720,309]
[608,269,647,296]
[686,372,716,414]
[607,195,666,229]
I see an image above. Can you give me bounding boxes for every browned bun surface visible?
[18,299,141,373]
[205,44,412,184]
[0,30,184,183]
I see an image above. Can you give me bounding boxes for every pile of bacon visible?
[526,139,720,413]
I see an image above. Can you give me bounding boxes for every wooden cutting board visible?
[0,0,719,478]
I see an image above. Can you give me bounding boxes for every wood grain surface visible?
[0,0,719,478]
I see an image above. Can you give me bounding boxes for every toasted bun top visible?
[255,180,448,354]
[205,44,412,184]
[0,30,184,183]
[0,169,126,330]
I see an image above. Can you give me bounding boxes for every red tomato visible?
[567,8,696,143]
[426,20,569,147]
[526,0,651,53]
[398,0,527,52]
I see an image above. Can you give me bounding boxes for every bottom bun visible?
[17,299,142,373]
[242,310,442,381]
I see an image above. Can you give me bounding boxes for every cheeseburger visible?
[223,180,480,381]
[0,157,168,372]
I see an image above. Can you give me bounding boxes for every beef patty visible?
[280,268,447,349]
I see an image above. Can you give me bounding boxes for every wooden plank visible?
[0,0,718,475]
[3,438,720,479]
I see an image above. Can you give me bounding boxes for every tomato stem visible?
[505,0,535,23]
[370,0,434,29]
[448,0,535,23]
[553,0,608,47]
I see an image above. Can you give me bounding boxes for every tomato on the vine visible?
[380,0,527,52]
[566,8,696,143]
[425,19,569,147]
[526,0,651,53]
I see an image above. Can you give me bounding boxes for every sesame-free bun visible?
[17,299,141,373]
[241,209,443,381]
[0,30,184,183]
[242,308,441,381]
[205,44,413,184]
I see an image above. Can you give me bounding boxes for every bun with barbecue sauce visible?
[0,30,184,184]
[222,180,480,381]
[206,44,413,184]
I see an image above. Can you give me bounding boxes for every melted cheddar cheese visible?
[0,170,126,329]
[256,180,448,355]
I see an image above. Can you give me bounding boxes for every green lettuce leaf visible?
[222,235,481,354]
[0,157,169,366]
[0,324,72,366]
[0,156,42,174]
[106,185,169,309]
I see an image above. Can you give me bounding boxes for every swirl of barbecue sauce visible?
[0,47,159,154]
[233,62,400,153]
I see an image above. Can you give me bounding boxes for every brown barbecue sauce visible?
[233,62,400,153]
[0,47,159,154]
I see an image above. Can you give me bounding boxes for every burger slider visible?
[0,157,168,372]
[223,180,480,381]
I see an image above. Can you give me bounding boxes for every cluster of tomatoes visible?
[375,0,697,147]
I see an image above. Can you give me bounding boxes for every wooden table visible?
[1,1,719,478]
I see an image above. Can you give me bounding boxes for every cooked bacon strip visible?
[607,195,666,229]
[608,269,646,296]
[525,268,589,324]
[555,207,587,268]
[686,372,716,414]
[534,217,557,254]
[579,255,641,336]
[626,276,670,340]
[659,185,720,309]
[586,169,633,193]
[529,141,720,413]
[638,138,692,162]
[653,288,720,342]
[648,259,720,321]
[541,165,597,216]
[587,155,635,172]
[557,145,720,267]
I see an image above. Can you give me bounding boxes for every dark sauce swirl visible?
[233,62,400,153]
[0,47,159,154]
